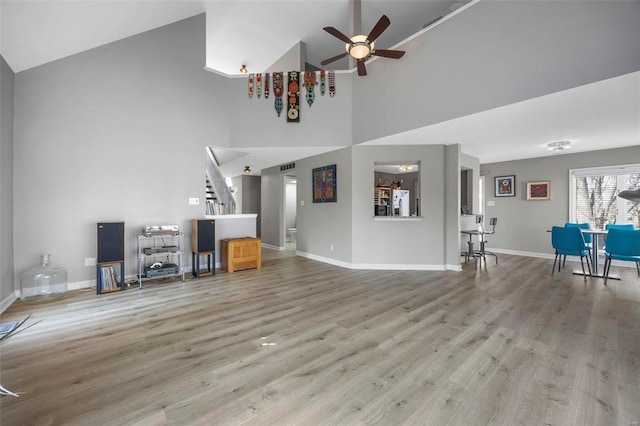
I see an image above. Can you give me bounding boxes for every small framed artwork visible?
[526,181,551,200]
[495,175,516,197]
[312,164,337,203]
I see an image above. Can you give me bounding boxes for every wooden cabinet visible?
[221,237,261,272]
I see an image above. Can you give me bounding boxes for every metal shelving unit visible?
[136,232,185,288]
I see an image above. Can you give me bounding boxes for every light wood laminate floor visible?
[1,250,639,425]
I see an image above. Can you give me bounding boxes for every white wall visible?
[12,15,230,287]
[1,54,15,305]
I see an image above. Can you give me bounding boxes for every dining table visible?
[574,228,620,280]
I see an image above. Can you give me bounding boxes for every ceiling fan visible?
[321,13,405,76]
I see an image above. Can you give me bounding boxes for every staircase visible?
[205,146,236,215]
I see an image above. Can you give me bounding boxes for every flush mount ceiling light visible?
[547,140,571,154]
[240,65,248,74]
[399,165,413,172]
[346,35,374,60]
[243,166,251,174]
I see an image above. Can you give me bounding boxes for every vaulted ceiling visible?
[0,0,468,75]
[1,0,638,175]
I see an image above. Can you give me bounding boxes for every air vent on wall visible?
[280,162,295,171]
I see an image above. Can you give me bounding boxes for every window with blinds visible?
[570,164,640,230]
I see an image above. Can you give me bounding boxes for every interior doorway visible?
[284,176,297,252]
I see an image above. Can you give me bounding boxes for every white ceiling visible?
[1,0,638,176]
[364,71,640,164]
[0,0,465,75]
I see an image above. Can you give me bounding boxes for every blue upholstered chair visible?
[602,228,640,284]
[605,224,635,230]
[565,222,592,268]
[551,226,592,280]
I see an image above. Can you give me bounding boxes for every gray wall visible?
[1,55,15,304]
[260,167,286,249]
[285,180,296,230]
[226,72,352,150]
[242,175,261,237]
[5,1,639,299]
[352,0,640,144]
[12,15,230,286]
[444,144,461,269]
[460,153,480,214]
[297,148,353,263]
[351,145,447,267]
[481,146,640,256]
[288,144,466,269]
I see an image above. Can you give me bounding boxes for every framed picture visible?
[312,164,337,203]
[526,180,551,200]
[495,175,516,197]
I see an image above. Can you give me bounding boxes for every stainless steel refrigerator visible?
[392,189,410,217]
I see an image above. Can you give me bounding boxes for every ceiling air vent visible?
[280,162,295,171]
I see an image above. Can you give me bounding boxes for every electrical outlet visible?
[189,197,200,205]
[85,257,96,267]
[300,200,305,206]
[487,201,496,207]
[330,244,334,251]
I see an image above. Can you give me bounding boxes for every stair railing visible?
[205,146,236,215]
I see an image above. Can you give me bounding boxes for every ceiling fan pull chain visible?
[319,70,326,96]
[305,71,317,107]
[273,72,284,117]
[328,70,336,97]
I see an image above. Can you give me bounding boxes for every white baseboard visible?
[262,243,285,251]
[490,248,555,260]
[446,264,463,272]
[0,291,18,314]
[296,251,448,271]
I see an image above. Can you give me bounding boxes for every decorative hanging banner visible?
[248,74,254,99]
[287,71,300,122]
[264,73,270,99]
[304,71,317,107]
[328,70,336,97]
[256,73,262,98]
[319,70,326,96]
[273,72,284,117]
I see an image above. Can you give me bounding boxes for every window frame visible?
[569,163,640,226]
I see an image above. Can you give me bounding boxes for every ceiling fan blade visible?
[323,27,354,45]
[321,52,349,66]
[357,59,367,76]
[366,15,391,43]
[371,49,406,59]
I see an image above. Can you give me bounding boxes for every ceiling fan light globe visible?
[346,35,373,60]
